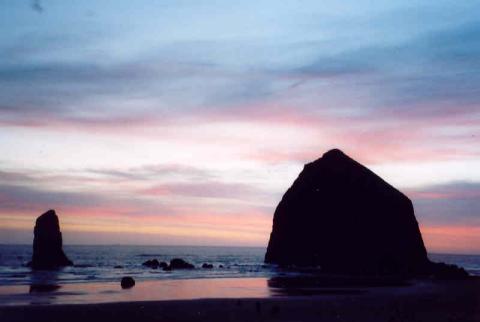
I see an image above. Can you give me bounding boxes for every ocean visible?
[0,245,479,286]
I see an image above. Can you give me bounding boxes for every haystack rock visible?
[30,209,73,269]
[265,149,466,276]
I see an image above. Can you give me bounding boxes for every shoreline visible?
[0,277,479,322]
[0,274,452,306]
[2,245,479,287]
[0,277,272,306]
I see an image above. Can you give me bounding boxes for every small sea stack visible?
[265,149,467,277]
[30,209,73,270]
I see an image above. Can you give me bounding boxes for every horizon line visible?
[1,243,480,257]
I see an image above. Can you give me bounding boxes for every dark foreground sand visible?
[1,277,479,322]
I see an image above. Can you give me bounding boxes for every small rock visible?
[169,258,194,269]
[219,265,224,268]
[202,263,214,269]
[142,259,160,269]
[159,261,169,269]
[114,265,123,269]
[121,276,135,289]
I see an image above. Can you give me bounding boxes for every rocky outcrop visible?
[202,263,214,269]
[169,258,194,269]
[143,259,160,269]
[265,149,467,277]
[30,210,73,270]
[428,262,468,279]
[142,259,168,269]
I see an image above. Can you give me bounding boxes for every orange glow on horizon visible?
[3,208,480,254]
[421,226,480,254]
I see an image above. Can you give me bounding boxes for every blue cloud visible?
[412,181,480,226]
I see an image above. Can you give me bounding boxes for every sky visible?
[0,0,479,253]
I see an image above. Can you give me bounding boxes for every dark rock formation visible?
[169,258,194,269]
[265,149,467,277]
[30,210,73,270]
[202,263,214,269]
[143,259,169,269]
[121,276,135,289]
[142,259,160,269]
[429,262,469,279]
[159,261,169,269]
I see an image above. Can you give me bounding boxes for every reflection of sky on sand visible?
[0,278,271,306]
[0,276,424,306]
[29,269,61,287]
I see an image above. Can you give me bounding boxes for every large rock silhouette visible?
[30,209,73,269]
[265,149,434,275]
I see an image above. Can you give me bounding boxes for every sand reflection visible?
[0,278,271,306]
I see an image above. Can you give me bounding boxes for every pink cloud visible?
[421,225,480,254]
[141,181,273,201]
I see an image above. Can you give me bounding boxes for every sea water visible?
[0,245,478,286]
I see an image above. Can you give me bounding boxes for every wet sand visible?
[0,278,272,306]
[1,277,479,322]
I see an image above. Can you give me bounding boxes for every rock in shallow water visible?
[30,210,73,270]
[159,261,169,269]
[121,276,135,289]
[169,258,194,269]
[202,263,214,269]
[143,259,169,269]
[265,149,467,277]
[142,259,160,269]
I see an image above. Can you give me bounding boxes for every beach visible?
[1,276,479,322]
[1,245,480,321]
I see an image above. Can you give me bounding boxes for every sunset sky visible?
[1,0,479,254]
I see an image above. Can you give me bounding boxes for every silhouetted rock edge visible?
[265,149,469,279]
[29,209,73,270]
